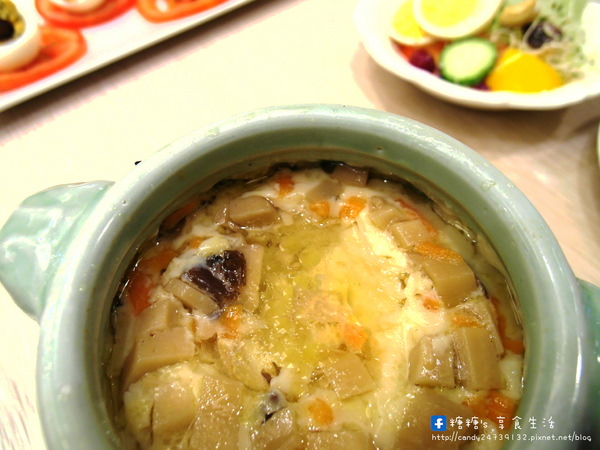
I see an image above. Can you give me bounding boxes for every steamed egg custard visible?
[106,162,524,449]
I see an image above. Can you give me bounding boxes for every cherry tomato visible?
[0,26,86,92]
[35,0,136,28]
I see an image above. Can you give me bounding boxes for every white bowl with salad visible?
[355,0,600,110]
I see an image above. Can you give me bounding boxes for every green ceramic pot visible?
[0,105,598,449]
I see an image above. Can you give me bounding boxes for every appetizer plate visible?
[355,0,600,110]
[0,0,257,113]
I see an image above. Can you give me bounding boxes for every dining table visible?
[0,0,598,448]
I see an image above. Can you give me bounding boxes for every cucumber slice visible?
[440,37,498,86]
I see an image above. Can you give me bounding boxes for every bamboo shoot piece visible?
[152,382,197,436]
[306,178,343,201]
[122,327,195,388]
[389,219,431,248]
[367,196,409,229]
[239,244,264,312]
[228,195,279,227]
[164,278,219,315]
[331,164,369,187]
[415,256,478,307]
[453,327,503,390]
[395,389,477,449]
[135,297,181,337]
[454,298,504,356]
[408,334,455,388]
[187,373,243,450]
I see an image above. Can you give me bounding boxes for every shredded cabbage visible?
[488,0,592,81]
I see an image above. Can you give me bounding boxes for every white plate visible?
[597,121,600,166]
[0,0,257,113]
[355,0,600,110]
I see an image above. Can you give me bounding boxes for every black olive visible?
[0,19,15,41]
[526,21,562,49]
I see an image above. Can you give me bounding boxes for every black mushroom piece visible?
[182,250,246,307]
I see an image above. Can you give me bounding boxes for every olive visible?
[526,21,562,49]
[0,19,15,42]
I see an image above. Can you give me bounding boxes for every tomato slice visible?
[36,0,136,28]
[137,0,230,23]
[0,26,86,92]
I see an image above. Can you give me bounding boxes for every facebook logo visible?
[430,415,447,431]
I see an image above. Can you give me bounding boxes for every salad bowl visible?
[0,104,598,448]
[355,0,600,110]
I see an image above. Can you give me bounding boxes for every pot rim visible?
[35,104,590,449]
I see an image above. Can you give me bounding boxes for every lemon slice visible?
[413,0,502,40]
[389,0,435,46]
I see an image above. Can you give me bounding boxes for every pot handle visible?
[580,279,600,358]
[578,279,600,429]
[0,181,113,321]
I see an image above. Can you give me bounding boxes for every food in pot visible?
[106,161,525,449]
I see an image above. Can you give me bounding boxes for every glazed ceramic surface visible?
[0,105,598,449]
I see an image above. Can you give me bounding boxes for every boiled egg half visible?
[0,1,41,72]
[389,0,435,46]
[413,0,502,40]
[49,0,107,14]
